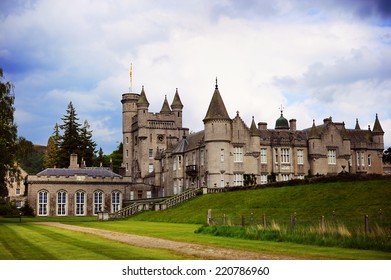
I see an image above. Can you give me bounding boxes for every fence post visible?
[241,215,245,227]
[321,215,325,233]
[263,213,267,228]
[364,215,369,235]
[290,212,297,232]
[207,209,212,225]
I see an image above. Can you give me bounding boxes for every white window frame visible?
[281,148,290,164]
[57,191,67,216]
[93,191,103,215]
[220,149,224,163]
[368,154,372,167]
[111,191,121,213]
[297,149,304,165]
[233,173,243,186]
[328,150,336,165]
[38,191,48,216]
[173,157,177,171]
[75,191,86,216]
[148,163,154,173]
[149,149,153,159]
[233,147,243,162]
[260,148,267,164]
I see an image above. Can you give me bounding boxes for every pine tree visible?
[58,102,82,167]
[0,69,18,198]
[43,123,61,168]
[79,120,96,167]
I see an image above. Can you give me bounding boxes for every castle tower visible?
[372,113,384,146]
[249,116,261,152]
[203,80,232,187]
[121,91,140,178]
[171,88,184,128]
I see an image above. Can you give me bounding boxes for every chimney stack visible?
[289,119,297,131]
[69,154,79,168]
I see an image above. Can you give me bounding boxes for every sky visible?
[1,0,391,154]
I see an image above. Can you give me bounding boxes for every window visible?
[126,150,129,158]
[192,152,196,165]
[281,148,290,163]
[16,188,20,195]
[361,152,365,166]
[281,174,290,181]
[146,191,152,199]
[274,148,279,163]
[260,175,268,184]
[368,154,372,166]
[38,191,48,216]
[220,149,224,162]
[149,149,153,159]
[94,191,103,214]
[234,147,243,162]
[130,191,134,200]
[178,156,182,169]
[260,148,267,164]
[234,174,243,186]
[126,163,129,171]
[137,190,143,199]
[16,201,22,208]
[173,157,177,171]
[297,150,304,165]
[75,191,85,216]
[201,150,204,166]
[148,163,154,173]
[57,191,67,216]
[328,150,336,165]
[111,191,121,213]
[126,137,128,144]
[220,173,225,188]
[185,155,189,166]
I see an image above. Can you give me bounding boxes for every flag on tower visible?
[129,63,133,92]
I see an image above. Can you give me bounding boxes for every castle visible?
[121,80,385,198]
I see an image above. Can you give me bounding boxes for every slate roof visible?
[203,84,230,122]
[36,168,122,177]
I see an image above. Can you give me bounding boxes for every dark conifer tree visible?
[79,120,96,167]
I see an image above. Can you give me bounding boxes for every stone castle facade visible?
[122,80,384,197]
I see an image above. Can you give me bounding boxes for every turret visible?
[372,113,384,146]
[137,86,149,127]
[171,88,184,128]
[160,95,172,114]
[308,120,321,158]
[250,116,261,151]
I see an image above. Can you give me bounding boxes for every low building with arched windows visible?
[27,154,128,216]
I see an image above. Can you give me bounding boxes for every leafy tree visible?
[79,120,96,167]
[0,68,18,198]
[384,147,391,164]
[16,137,44,174]
[58,102,82,167]
[103,143,123,174]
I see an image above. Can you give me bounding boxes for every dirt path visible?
[34,222,298,260]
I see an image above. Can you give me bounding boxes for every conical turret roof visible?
[171,88,183,110]
[355,118,361,130]
[160,95,172,114]
[137,86,149,108]
[203,80,230,122]
[309,120,320,139]
[250,116,260,136]
[373,113,384,134]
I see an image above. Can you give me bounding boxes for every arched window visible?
[57,191,67,216]
[111,191,121,213]
[38,191,48,216]
[75,191,86,216]
[94,191,103,215]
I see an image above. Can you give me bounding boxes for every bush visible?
[0,199,19,216]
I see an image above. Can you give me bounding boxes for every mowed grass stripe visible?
[0,223,186,260]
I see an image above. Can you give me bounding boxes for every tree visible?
[0,68,18,198]
[58,102,82,167]
[16,137,44,174]
[43,123,60,168]
[384,147,391,164]
[79,120,96,167]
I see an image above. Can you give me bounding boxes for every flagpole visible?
[129,63,133,92]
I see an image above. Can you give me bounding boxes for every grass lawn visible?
[0,220,188,260]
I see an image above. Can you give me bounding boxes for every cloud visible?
[1,0,391,154]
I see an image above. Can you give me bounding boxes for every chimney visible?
[69,154,79,168]
[258,122,268,130]
[289,119,297,131]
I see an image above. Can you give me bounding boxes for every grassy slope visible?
[132,179,391,226]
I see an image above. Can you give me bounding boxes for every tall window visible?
[281,148,290,163]
[38,191,48,216]
[328,150,336,164]
[94,191,103,214]
[220,173,225,188]
[260,148,267,164]
[173,157,177,171]
[368,154,372,166]
[130,191,134,200]
[260,175,268,184]
[148,163,154,173]
[200,150,204,166]
[57,191,67,216]
[220,149,224,163]
[75,191,85,216]
[192,152,196,165]
[297,149,304,165]
[178,156,182,169]
[234,173,243,186]
[233,147,243,162]
[111,191,121,213]
[149,149,153,159]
